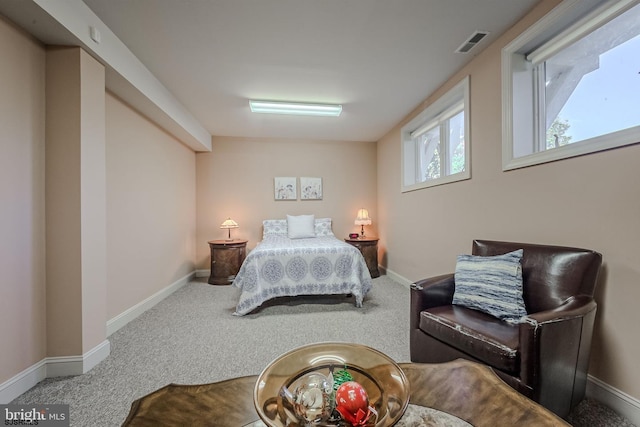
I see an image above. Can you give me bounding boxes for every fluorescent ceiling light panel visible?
[249,100,342,117]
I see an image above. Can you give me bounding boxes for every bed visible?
[232,216,373,315]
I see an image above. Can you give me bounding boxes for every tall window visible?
[402,77,470,192]
[502,0,640,170]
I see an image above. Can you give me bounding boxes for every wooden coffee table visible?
[122,359,568,426]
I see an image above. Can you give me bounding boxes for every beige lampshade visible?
[354,208,372,226]
[220,218,239,240]
[220,218,239,229]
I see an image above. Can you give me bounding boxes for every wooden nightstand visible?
[207,239,247,285]
[345,237,380,278]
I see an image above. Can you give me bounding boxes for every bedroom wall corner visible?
[195,136,377,271]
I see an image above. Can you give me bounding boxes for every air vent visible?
[455,31,490,54]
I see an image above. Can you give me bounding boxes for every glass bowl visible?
[253,342,409,426]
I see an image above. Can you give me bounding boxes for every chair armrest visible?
[410,274,455,330]
[523,295,596,324]
[518,295,597,393]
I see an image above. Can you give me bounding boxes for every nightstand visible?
[345,237,380,278]
[207,239,247,285]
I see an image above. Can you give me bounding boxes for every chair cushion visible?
[452,249,527,323]
[419,305,520,374]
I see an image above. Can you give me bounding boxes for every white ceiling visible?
[76,0,539,143]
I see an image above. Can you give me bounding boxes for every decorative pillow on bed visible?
[287,214,317,239]
[263,217,333,239]
[452,249,527,323]
[262,219,288,238]
[314,218,334,236]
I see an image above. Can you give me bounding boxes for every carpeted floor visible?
[11,276,635,426]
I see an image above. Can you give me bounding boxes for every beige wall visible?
[196,137,377,269]
[0,16,46,382]
[79,49,108,354]
[377,0,640,400]
[0,12,197,383]
[106,93,197,319]
[45,47,108,357]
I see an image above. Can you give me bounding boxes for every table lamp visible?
[354,208,372,238]
[220,218,239,241]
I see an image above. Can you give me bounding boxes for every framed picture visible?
[300,177,322,200]
[274,177,297,200]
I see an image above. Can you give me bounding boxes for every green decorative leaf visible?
[333,368,353,390]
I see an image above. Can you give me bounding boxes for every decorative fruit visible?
[335,381,374,426]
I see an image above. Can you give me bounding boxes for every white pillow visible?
[287,214,317,239]
[314,218,334,236]
[262,219,288,238]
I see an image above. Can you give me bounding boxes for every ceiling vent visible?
[455,31,490,54]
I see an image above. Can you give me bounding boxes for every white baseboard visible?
[385,267,640,423]
[587,374,640,425]
[0,360,47,404]
[46,340,111,377]
[0,340,110,404]
[106,271,195,336]
[382,267,413,288]
[3,272,194,403]
[195,269,209,278]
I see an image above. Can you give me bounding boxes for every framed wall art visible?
[274,177,297,200]
[300,177,322,200]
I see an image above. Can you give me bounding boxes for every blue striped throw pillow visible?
[452,249,527,323]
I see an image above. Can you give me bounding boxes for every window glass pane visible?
[543,4,640,149]
[448,111,465,174]
[420,127,440,181]
[402,76,469,190]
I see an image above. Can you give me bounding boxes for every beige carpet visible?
[11,275,635,426]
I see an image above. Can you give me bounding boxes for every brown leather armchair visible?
[410,240,602,418]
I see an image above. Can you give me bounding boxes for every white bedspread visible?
[232,235,372,315]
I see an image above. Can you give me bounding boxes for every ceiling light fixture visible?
[249,100,342,117]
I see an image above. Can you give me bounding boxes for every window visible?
[402,77,470,192]
[502,0,640,170]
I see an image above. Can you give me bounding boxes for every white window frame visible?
[401,76,470,192]
[502,0,640,171]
